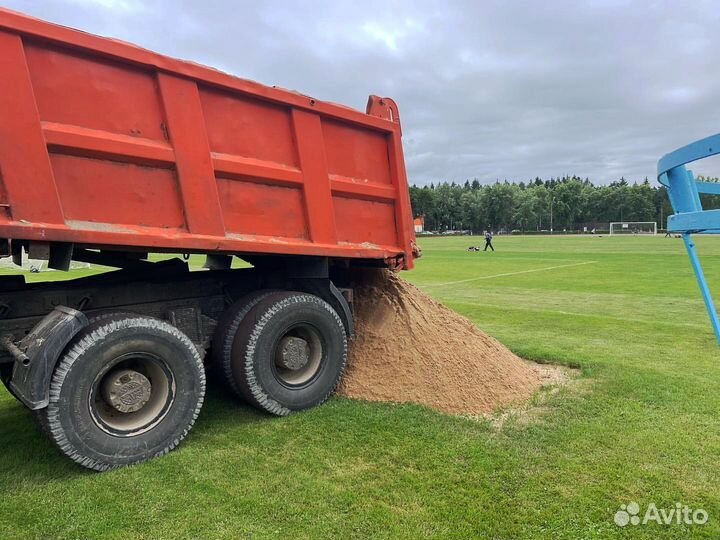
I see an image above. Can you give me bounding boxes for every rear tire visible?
[39,315,205,471]
[210,290,278,399]
[231,292,347,416]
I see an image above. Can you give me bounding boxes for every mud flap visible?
[7,306,88,410]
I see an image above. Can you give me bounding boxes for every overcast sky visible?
[5,0,720,185]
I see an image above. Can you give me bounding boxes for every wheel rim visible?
[89,353,175,436]
[272,323,324,387]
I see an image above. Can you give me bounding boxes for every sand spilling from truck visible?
[337,269,564,416]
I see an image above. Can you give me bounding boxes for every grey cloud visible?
[5,0,720,184]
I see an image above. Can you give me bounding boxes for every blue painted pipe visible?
[659,135,720,346]
[682,234,720,345]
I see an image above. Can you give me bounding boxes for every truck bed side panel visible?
[0,9,416,269]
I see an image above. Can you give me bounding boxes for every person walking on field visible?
[484,230,494,252]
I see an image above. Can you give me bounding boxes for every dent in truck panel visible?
[322,118,393,186]
[333,196,398,248]
[24,41,166,141]
[51,154,186,230]
[200,86,299,169]
[217,178,308,240]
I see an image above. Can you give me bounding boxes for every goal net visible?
[609,222,657,235]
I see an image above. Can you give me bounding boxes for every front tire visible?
[231,292,347,416]
[39,315,205,471]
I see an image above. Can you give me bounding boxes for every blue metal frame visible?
[658,134,720,344]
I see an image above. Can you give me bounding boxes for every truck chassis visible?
[0,243,355,470]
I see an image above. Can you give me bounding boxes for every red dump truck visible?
[0,9,418,470]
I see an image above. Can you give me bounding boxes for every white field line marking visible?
[426,261,598,288]
[450,300,709,329]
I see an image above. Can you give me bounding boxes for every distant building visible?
[414,216,425,233]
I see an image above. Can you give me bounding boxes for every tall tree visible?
[408,177,671,232]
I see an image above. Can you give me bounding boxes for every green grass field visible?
[1,235,719,539]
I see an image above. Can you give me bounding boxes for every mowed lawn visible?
[1,235,719,539]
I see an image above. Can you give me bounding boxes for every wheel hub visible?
[276,336,310,371]
[101,369,152,413]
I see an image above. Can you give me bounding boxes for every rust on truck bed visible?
[0,9,418,269]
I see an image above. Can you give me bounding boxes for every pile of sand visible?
[337,269,563,416]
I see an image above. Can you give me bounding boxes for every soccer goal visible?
[609,222,657,235]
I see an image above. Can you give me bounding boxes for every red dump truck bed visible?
[0,9,417,270]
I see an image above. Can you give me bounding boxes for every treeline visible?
[409,176,695,232]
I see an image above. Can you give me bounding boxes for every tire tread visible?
[39,315,205,471]
[237,293,347,416]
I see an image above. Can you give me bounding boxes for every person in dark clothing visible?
[484,230,494,251]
